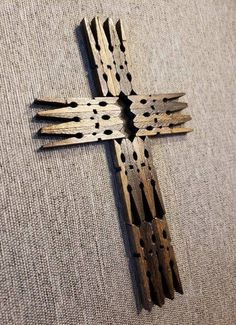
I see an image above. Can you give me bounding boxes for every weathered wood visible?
[134,112,192,128]
[41,131,125,148]
[82,18,109,96]
[103,18,133,95]
[113,137,183,308]
[35,17,191,310]
[136,126,193,137]
[91,16,121,96]
[35,94,192,147]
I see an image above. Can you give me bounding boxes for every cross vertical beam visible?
[35,17,192,310]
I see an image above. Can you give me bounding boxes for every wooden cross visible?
[35,17,192,310]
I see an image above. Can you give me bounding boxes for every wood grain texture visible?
[35,17,192,310]
[36,97,125,147]
[113,137,183,310]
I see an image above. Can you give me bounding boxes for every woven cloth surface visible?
[0,1,235,324]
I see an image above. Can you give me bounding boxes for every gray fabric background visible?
[0,1,235,324]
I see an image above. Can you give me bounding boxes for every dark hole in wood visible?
[148,166,151,170]
[103,73,108,82]
[143,112,150,117]
[125,171,128,175]
[96,44,101,51]
[129,165,133,169]
[87,103,91,106]
[124,60,128,65]
[120,153,125,162]
[99,101,108,107]
[152,234,156,243]
[100,60,103,64]
[146,271,151,277]
[140,238,145,247]
[169,124,174,128]
[163,98,168,102]
[120,43,125,52]
[166,111,171,115]
[133,151,138,160]
[116,73,120,81]
[104,130,112,135]
[127,184,132,192]
[151,105,155,110]
[90,117,94,120]
[160,245,164,249]
[162,230,167,239]
[153,99,156,102]
[137,168,140,173]
[129,191,141,226]
[69,102,78,108]
[107,65,112,69]
[95,122,99,129]
[140,182,153,222]
[144,149,149,158]
[73,117,80,122]
[93,109,98,114]
[126,72,132,82]
[113,60,116,64]
[75,132,83,139]
[120,65,124,69]
[146,126,153,131]
[140,99,147,104]
[92,132,96,136]
[102,115,110,120]
[151,179,164,219]
[141,162,145,167]
[154,118,157,123]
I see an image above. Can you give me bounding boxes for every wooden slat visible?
[129,93,186,104]
[40,117,123,135]
[91,17,120,96]
[116,19,136,93]
[82,18,109,96]
[41,131,125,148]
[37,106,121,120]
[134,113,191,129]
[35,96,119,106]
[104,18,133,95]
[136,126,193,136]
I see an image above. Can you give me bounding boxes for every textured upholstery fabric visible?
[0,1,235,324]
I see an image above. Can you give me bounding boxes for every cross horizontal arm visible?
[35,92,191,148]
[128,94,192,136]
[36,97,125,148]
